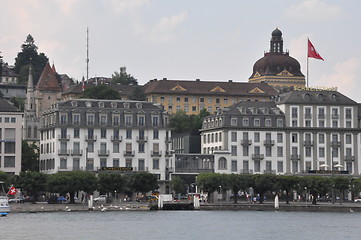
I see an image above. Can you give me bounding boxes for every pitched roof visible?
[62,83,138,97]
[276,90,357,105]
[35,62,62,91]
[143,79,278,96]
[0,99,21,112]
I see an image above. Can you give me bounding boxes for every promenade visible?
[8,200,361,213]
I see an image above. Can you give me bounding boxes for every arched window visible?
[218,157,227,170]
[34,126,38,138]
[27,127,31,138]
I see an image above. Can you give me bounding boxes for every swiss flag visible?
[8,186,17,195]
[308,39,324,60]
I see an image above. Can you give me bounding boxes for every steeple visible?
[270,28,283,53]
[25,66,36,118]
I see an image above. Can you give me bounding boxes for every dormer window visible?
[111,102,117,108]
[85,101,92,108]
[99,102,105,108]
[71,101,78,107]
[136,102,142,109]
[124,103,130,109]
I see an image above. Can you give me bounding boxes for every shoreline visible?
[8,201,361,213]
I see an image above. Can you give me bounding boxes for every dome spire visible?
[270,28,283,53]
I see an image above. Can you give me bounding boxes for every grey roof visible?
[223,101,284,116]
[0,99,21,112]
[276,91,357,105]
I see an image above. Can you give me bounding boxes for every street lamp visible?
[304,187,308,206]
[219,185,222,207]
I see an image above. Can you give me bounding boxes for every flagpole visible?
[307,37,309,87]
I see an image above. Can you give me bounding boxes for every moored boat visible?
[0,181,10,216]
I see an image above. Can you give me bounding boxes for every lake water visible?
[1,210,360,240]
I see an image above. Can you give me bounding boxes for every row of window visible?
[0,117,16,123]
[41,129,163,141]
[153,96,237,105]
[218,159,354,173]
[291,106,353,119]
[230,118,284,127]
[40,158,168,171]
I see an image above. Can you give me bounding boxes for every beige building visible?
[144,79,277,115]
[0,99,22,175]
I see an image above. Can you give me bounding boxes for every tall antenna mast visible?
[86,27,89,81]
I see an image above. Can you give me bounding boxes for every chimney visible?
[196,79,200,82]
[228,80,233,82]
[163,78,167,80]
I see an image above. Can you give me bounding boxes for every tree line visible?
[0,171,158,204]
[197,173,361,205]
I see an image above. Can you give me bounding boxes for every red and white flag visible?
[7,186,17,195]
[308,39,324,60]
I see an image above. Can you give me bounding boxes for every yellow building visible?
[143,78,277,115]
[249,28,306,92]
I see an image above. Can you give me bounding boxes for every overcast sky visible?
[1,0,361,101]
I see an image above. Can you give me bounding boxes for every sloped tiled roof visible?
[276,90,357,105]
[0,99,21,112]
[143,79,278,96]
[35,62,62,91]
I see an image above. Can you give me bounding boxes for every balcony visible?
[331,141,341,147]
[252,154,264,160]
[165,150,173,157]
[58,134,70,141]
[303,140,314,147]
[290,154,301,160]
[165,167,174,172]
[123,150,135,157]
[240,169,253,174]
[241,140,252,146]
[151,151,162,157]
[344,156,355,162]
[136,136,148,142]
[318,114,325,119]
[71,149,83,156]
[85,135,97,141]
[58,149,70,156]
[111,135,123,142]
[263,140,275,146]
[165,137,172,143]
[304,114,312,119]
[331,114,339,119]
[98,150,110,156]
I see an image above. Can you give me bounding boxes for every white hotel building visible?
[39,99,173,192]
[201,90,361,175]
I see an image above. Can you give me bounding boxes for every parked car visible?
[47,195,68,204]
[93,195,107,203]
[8,196,26,203]
[354,199,361,203]
[317,196,331,202]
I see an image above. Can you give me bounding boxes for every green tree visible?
[299,176,331,205]
[170,176,186,195]
[0,171,14,190]
[251,174,278,204]
[227,174,253,203]
[130,172,158,197]
[97,172,126,195]
[351,178,361,201]
[22,141,39,172]
[111,66,138,85]
[197,173,224,203]
[81,85,120,99]
[47,171,97,203]
[278,175,299,204]
[129,86,146,101]
[14,34,48,85]
[169,109,210,133]
[16,171,47,203]
[332,176,350,205]
[9,97,24,111]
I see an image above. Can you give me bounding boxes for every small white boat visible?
[0,181,10,216]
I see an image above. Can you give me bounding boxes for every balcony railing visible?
[263,140,275,146]
[165,150,173,156]
[241,140,252,146]
[344,156,355,162]
[318,114,325,119]
[331,114,339,119]
[85,135,97,141]
[58,134,70,141]
[58,149,70,155]
[123,150,135,157]
[165,167,174,172]
[71,149,83,156]
[136,136,148,142]
[290,154,301,160]
[111,135,123,142]
[240,169,253,174]
[331,141,341,147]
[151,151,162,157]
[303,140,314,146]
[98,150,110,156]
[252,154,264,160]
[304,114,312,119]
[165,137,172,143]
